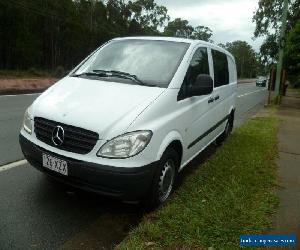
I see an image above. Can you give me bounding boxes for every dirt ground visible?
[0,78,57,94]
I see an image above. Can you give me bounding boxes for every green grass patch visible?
[118,116,279,250]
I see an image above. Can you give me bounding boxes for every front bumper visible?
[19,134,158,200]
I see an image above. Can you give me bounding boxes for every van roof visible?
[114,36,198,44]
[112,36,234,61]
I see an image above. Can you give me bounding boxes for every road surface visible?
[0,82,267,249]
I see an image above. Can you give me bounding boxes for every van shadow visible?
[33,174,144,250]
[30,143,218,249]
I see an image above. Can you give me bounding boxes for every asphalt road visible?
[0,82,267,250]
[0,94,36,165]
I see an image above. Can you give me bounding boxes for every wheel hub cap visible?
[158,159,175,202]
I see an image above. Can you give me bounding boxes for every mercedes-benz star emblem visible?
[52,126,64,146]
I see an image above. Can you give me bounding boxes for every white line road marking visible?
[0,93,41,98]
[0,160,27,173]
[238,88,267,98]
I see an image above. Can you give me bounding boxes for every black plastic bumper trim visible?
[19,134,158,200]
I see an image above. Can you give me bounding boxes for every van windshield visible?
[73,39,190,87]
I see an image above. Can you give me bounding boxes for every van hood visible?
[33,77,165,139]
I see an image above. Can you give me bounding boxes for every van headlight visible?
[22,108,32,134]
[97,131,152,158]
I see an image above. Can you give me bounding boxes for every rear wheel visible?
[145,148,179,209]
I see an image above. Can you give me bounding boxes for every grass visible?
[118,116,280,250]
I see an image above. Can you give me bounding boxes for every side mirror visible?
[188,74,213,96]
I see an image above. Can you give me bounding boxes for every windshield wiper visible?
[71,71,107,78]
[93,69,153,86]
[72,69,156,87]
[71,71,106,77]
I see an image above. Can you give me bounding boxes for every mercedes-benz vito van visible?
[20,37,237,207]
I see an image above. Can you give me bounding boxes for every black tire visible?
[144,148,179,209]
[216,114,234,145]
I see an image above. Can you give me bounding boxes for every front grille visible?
[34,117,99,154]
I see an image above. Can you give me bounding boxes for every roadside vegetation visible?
[253,0,300,88]
[0,67,64,79]
[1,0,262,79]
[118,115,279,249]
[284,20,300,88]
[0,69,49,79]
[288,86,300,95]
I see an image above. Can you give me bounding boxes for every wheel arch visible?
[229,106,235,121]
[156,131,183,166]
[228,107,235,129]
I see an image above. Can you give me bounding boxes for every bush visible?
[54,66,66,78]
[285,20,300,88]
[288,74,300,88]
[28,67,44,77]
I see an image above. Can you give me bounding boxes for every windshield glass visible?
[73,39,190,87]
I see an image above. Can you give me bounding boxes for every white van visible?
[20,37,237,207]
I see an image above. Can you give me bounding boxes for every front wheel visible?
[145,148,179,209]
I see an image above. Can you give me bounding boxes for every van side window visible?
[178,47,209,100]
[212,50,229,87]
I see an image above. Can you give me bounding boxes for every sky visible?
[155,0,264,51]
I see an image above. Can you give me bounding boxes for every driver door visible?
[178,46,217,162]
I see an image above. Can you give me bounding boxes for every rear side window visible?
[212,50,229,87]
[228,56,237,83]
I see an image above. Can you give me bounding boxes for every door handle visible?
[208,97,214,103]
[214,95,220,101]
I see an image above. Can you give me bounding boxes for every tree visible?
[127,0,169,34]
[259,34,278,65]
[0,0,214,72]
[0,0,164,70]
[163,18,213,41]
[164,18,194,38]
[253,0,300,38]
[224,41,260,78]
[190,26,213,42]
[284,20,300,87]
[253,0,300,65]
